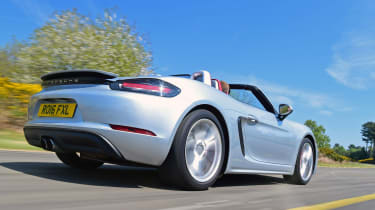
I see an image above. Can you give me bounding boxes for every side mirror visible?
[278,104,293,121]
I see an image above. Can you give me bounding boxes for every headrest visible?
[191,70,212,86]
[211,79,222,91]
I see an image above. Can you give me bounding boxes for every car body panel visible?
[25,75,318,175]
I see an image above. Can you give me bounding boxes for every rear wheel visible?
[56,152,104,169]
[159,109,225,190]
[284,138,314,185]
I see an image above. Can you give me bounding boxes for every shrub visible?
[0,77,41,124]
[359,158,374,164]
[319,147,351,162]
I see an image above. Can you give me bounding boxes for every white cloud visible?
[319,110,333,116]
[226,75,349,115]
[268,95,294,106]
[243,76,335,109]
[326,35,375,89]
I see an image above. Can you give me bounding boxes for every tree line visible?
[305,120,375,161]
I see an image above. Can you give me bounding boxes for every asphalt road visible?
[0,150,375,210]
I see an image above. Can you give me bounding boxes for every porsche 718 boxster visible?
[24,69,317,190]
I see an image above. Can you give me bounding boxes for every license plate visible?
[38,103,77,118]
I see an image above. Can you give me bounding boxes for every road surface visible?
[0,150,374,210]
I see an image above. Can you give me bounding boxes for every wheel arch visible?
[184,104,230,176]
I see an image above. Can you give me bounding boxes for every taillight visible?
[110,78,180,97]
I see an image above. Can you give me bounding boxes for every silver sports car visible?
[24,69,317,190]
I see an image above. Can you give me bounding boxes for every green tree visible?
[361,122,375,158]
[304,120,331,149]
[0,38,24,78]
[347,144,369,160]
[333,143,348,156]
[11,9,152,82]
[0,50,11,77]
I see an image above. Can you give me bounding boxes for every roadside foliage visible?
[0,77,41,124]
[359,157,374,164]
[1,9,153,83]
[304,119,372,163]
[319,147,351,162]
[361,122,375,158]
[0,8,153,126]
[304,120,331,149]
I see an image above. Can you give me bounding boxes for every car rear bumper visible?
[24,126,126,161]
[24,122,171,166]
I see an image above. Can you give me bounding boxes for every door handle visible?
[245,115,258,125]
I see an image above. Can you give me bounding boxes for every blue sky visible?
[1,0,375,147]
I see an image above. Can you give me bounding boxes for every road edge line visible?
[289,193,375,210]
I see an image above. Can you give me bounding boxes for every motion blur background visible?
[0,0,374,165]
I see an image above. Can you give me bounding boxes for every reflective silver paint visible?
[25,76,318,176]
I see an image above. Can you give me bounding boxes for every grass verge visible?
[0,129,42,151]
[318,161,375,168]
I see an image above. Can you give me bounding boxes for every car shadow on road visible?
[0,162,285,190]
[213,174,284,187]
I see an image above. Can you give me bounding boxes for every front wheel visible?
[56,152,104,169]
[159,109,225,190]
[284,138,315,185]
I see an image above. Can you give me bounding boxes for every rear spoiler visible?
[41,69,118,87]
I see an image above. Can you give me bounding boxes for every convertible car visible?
[24,69,317,190]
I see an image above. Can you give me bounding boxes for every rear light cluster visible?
[110,78,180,97]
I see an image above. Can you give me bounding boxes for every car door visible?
[230,85,296,165]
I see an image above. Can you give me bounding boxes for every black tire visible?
[158,109,226,190]
[284,138,315,185]
[56,152,104,169]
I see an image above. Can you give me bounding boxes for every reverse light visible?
[110,78,180,97]
[110,124,156,136]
